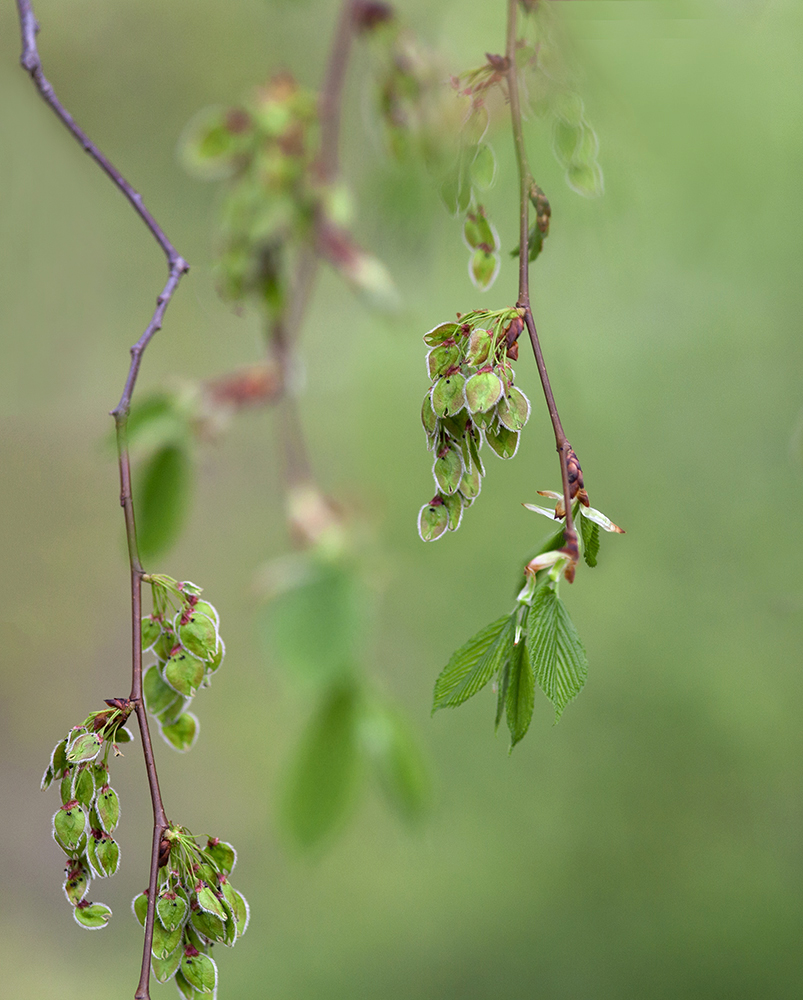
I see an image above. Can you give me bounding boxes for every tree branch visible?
[505,0,579,571]
[15,2,185,994]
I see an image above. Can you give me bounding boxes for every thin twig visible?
[505,0,578,567]
[15,2,185,995]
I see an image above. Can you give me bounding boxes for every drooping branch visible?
[505,0,579,570]
[15,3,186,996]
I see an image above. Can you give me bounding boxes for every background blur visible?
[2,0,802,997]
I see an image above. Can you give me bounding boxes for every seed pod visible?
[152,629,176,661]
[427,342,462,378]
[66,732,102,765]
[467,429,485,477]
[63,858,90,905]
[73,900,111,930]
[458,463,482,501]
[219,880,250,939]
[469,248,500,291]
[132,890,149,927]
[87,830,120,878]
[157,890,188,933]
[484,423,520,459]
[144,663,186,722]
[191,905,228,944]
[53,802,87,855]
[207,637,225,675]
[152,946,182,984]
[164,650,205,698]
[432,447,463,495]
[496,386,531,432]
[174,970,196,1000]
[465,370,503,414]
[417,500,448,542]
[441,491,464,531]
[192,600,219,628]
[72,766,96,810]
[177,612,219,662]
[160,712,199,753]
[430,373,466,418]
[181,949,218,994]
[141,616,163,650]
[421,393,438,440]
[466,328,492,367]
[440,409,469,439]
[151,916,183,959]
[96,785,120,834]
[195,881,227,920]
[205,838,237,874]
[423,321,460,347]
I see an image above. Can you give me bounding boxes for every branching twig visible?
[15,2,187,995]
[505,0,579,570]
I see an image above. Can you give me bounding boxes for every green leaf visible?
[433,614,515,711]
[126,392,191,457]
[135,445,192,561]
[261,561,364,683]
[280,682,362,851]
[526,586,588,722]
[359,703,430,823]
[505,641,535,750]
[580,513,600,568]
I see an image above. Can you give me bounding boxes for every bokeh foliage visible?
[2,0,803,998]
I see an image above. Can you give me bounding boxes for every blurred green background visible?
[2,0,802,996]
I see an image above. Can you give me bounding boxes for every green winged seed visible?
[164,650,205,698]
[469,248,500,291]
[157,892,188,933]
[132,890,149,927]
[567,160,604,198]
[96,786,120,834]
[484,423,520,459]
[196,882,227,920]
[192,600,219,628]
[496,386,531,432]
[152,946,182,985]
[220,881,250,938]
[466,328,492,367]
[89,833,120,878]
[458,463,482,502]
[141,616,163,650]
[63,860,90,905]
[191,907,228,944]
[160,712,199,753]
[427,342,461,378]
[174,970,196,1000]
[465,371,503,414]
[53,803,87,854]
[181,950,218,994]
[153,629,177,661]
[205,839,236,874]
[471,143,497,189]
[151,917,183,960]
[440,491,464,531]
[72,766,95,809]
[418,501,448,542]
[144,664,185,719]
[467,429,485,477]
[178,613,218,661]
[42,737,68,789]
[207,637,225,674]
[60,770,75,806]
[73,901,112,930]
[421,393,438,439]
[463,214,483,250]
[430,374,466,418]
[66,732,102,765]
[423,322,460,347]
[433,448,463,495]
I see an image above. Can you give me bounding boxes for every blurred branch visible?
[15,2,185,995]
[505,0,579,573]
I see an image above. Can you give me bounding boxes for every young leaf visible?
[505,640,535,750]
[261,561,364,683]
[526,586,588,722]
[580,513,600,568]
[433,614,515,711]
[135,444,192,561]
[280,682,362,850]
[359,703,430,824]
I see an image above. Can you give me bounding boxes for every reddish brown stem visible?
[16,2,183,994]
[505,0,578,564]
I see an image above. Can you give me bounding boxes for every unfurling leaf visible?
[580,513,600,568]
[505,641,535,750]
[433,614,516,710]
[526,585,588,722]
[135,445,193,561]
[280,682,361,850]
[360,703,430,823]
